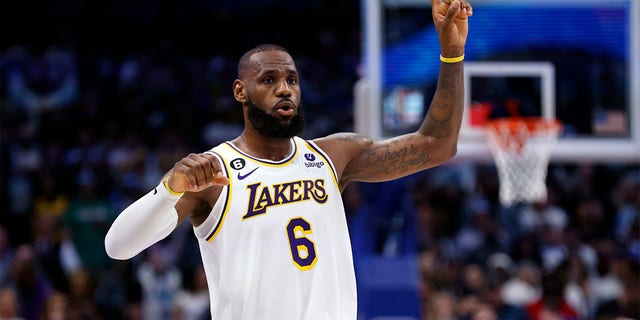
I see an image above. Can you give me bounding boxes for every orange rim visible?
[486,117,563,152]
[486,117,562,133]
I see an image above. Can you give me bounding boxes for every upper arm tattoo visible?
[362,136,433,179]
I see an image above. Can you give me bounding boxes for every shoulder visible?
[312,133,372,161]
[312,132,373,154]
[311,133,373,187]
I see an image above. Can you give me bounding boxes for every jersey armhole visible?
[303,138,340,188]
[193,150,231,242]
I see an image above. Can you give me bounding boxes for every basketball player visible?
[105,0,472,318]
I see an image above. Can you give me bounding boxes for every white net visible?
[486,118,562,206]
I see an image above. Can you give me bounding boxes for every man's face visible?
[240,50,304,138]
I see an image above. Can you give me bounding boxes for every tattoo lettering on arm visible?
[365,139,433,176]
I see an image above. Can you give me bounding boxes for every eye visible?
[263,77,274,84]
[287,77,298,85]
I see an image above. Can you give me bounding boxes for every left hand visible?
[432,0,473,57]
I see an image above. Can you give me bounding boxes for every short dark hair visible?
[237,44,289,78]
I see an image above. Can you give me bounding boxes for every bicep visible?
[343,132,448,183]
[316,131,453,188]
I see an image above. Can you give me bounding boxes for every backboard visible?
[356,0,640,163]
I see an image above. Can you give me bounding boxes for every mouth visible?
[275,100,296,117]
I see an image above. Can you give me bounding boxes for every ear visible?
[233,79,247,103]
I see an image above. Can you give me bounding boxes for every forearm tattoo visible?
[420,64,463,138]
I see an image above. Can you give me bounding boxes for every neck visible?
[233,131,293,161]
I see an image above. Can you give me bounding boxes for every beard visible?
[247,98,305,138]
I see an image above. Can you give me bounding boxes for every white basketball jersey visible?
[193,137,357,320]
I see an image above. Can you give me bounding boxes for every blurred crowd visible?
[1,3,639,320]
[345,162,639,320]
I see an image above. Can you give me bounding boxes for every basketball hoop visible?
[486,117,562,206]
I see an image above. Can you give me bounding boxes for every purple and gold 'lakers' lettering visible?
[313,180,327,203]
[285,181,303,203]
[256,187,274,212]
[273,183,289,204]
[243,179,327,219]
[301,180,314,201]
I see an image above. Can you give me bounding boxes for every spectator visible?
[457,264,488,317]
[0,287,24,320]
[475,280,529,320]
[485,252,514,286]
[466,304,497,320]
[5,46,79,135]
[6,123,42,244]
[42,292,68,320]
[66,268,97,320]
[0,226,15,284]
[172,265,209,320]
[593,251,640,319]
[343,181,383,259]
[31,210,70,293]
[612,170,639,242]
[589,247,625,316]
[524,262,579,320]
[413,186,459,260]
[573,195,610,243]
[501,261,542,307]
[517,186,568,238]
[593,257,640,320]
[63,168,116,272]
[0,245,53,320]
[32,172,69,225]
[137,243,182,320]
[422,290,458,320]
[454,198,509,264]
[93,260,134,318]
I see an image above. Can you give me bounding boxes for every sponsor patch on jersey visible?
[304,153,325,168]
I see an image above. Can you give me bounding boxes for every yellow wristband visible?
[163,179,185,196]
[440,54,465,63]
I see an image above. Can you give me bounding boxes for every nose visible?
[275,79,292,97]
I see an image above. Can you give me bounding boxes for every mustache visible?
[275,98,297,109]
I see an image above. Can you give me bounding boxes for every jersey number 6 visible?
[286,217,318,270]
